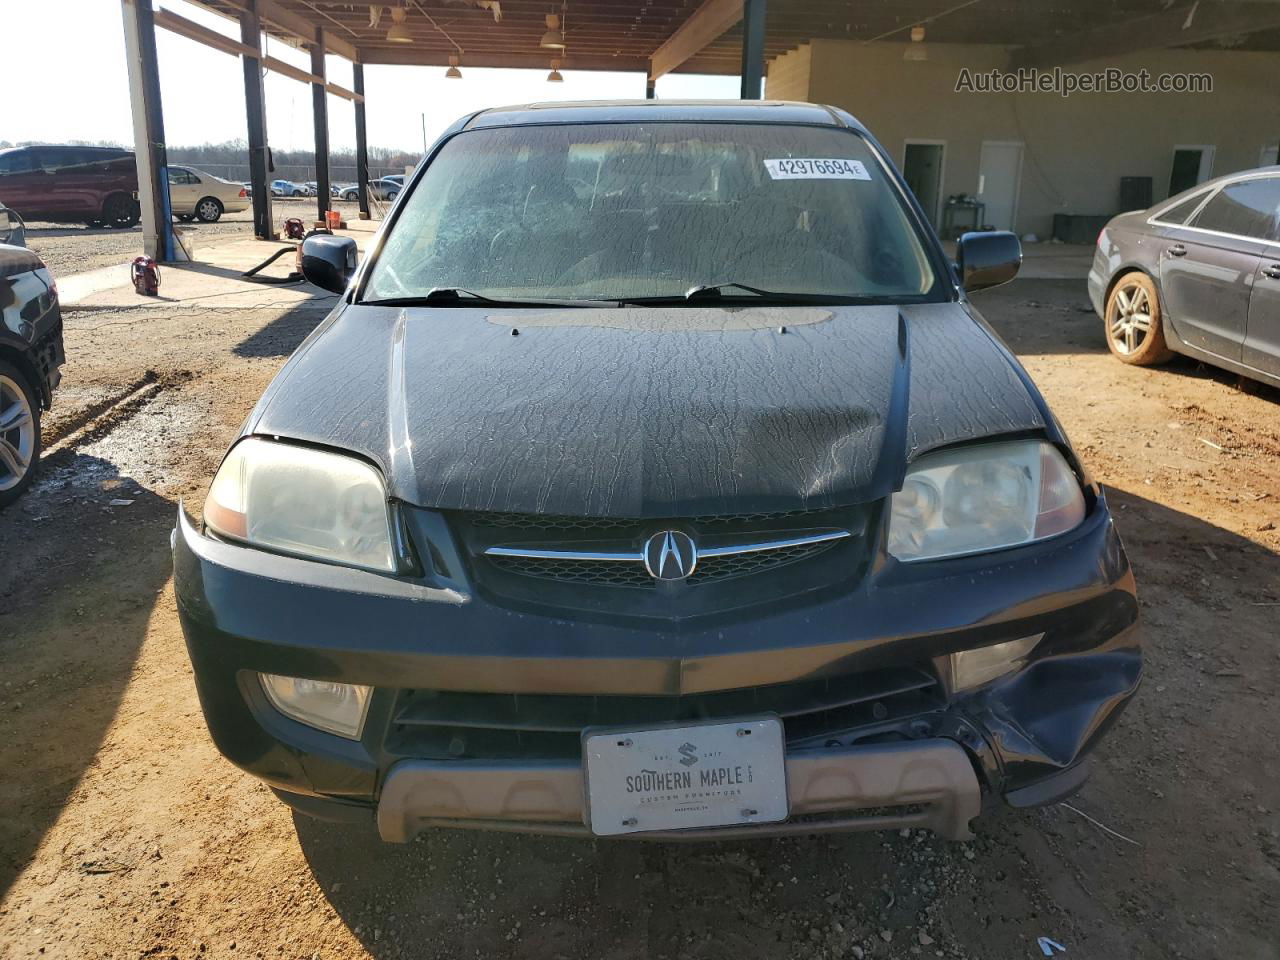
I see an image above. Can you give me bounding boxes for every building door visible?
[976,141,1022,232]
[902,141,945,228]
[1168,146,1214,197]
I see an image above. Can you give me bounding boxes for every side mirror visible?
[956,230,1021,292]
[300,234,358,294]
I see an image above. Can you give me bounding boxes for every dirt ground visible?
[0,267,1277,960]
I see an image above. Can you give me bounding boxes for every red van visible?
[0,145,140,228]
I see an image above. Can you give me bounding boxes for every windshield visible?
[363,122,939,303]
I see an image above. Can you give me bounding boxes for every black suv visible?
[0,237,63,506]
[175,101,1141,843]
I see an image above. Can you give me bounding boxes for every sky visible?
[5,0,741,155]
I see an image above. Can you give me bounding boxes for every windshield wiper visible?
[684,282,777,299]
[362,288,611,308]
[613,283,878,306]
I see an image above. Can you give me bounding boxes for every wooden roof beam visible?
[649,0,743,79]
[186,0,359,61]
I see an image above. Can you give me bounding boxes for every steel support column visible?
[240,0,274,240]
[120,0,175,260]
[310,28,330,222]
[740,0,766,100]
[353,62,371,220]
[645,77,656,99]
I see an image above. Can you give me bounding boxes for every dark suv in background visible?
[0,145,140,228]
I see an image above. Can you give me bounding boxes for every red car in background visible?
[0,145,140,228]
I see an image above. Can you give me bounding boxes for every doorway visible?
[902,140,945,227]
[976,141,1023,232]
[1169,146,1215,196]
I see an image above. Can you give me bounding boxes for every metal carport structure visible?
[121,0,1280,261]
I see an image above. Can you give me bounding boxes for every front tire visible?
[386,190,399,202]
[0,361,41,509]
[194,197,223,223]
[1105,271,1174,365]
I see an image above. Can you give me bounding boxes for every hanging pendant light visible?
[904,24,928,61]
[445,54,463,79]
[540,12,565,48]
[547,58,564,82]
[386,5,412,43]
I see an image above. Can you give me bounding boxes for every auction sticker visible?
[764,158,871,180]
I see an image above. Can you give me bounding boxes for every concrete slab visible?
[57,219,381,311]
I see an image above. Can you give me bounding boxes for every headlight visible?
[204,437,396,572]
[887,440,1085,562]
[260,674,372,739]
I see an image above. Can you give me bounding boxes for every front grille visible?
[449,502,875,618]
[383,665,945,761]
[488,554,655,587]
[688,539,837,584]
[462,505,859,590]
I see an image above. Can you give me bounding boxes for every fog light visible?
[950,634,1043,691]
[259,674,372,739]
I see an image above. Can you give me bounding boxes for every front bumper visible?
[377,739,981,841]
[174,493,1141,842]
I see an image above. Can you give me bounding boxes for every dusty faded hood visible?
[249,302,1045,516]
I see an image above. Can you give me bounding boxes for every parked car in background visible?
[271,179,306,198]
[336,178,403,202]
[0,242,63,507]
[167,166,249,223]
[301,182,319,197]
[371,176,402,201]
[1091,166,1280,386]
[0,145,140,228]
[176,101,1141,845]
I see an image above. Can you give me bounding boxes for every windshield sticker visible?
[764,158,871,181]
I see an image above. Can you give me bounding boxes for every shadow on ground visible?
[291,487,1279,959]
[233,301,335,358]
[975,278,1280,403]
[0,454,174,901]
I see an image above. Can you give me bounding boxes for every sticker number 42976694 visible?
[764,158,871,181]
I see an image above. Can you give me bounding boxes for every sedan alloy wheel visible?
[0,372,36,494]
[1108,281,1152,354]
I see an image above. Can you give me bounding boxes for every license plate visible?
[582,716,788,836]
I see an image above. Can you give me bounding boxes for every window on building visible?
[1191,178,1280,241]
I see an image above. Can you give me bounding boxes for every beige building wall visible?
[764,45,812,101]
[767,39,1280,238]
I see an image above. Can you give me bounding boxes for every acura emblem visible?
[643,530,698,581]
